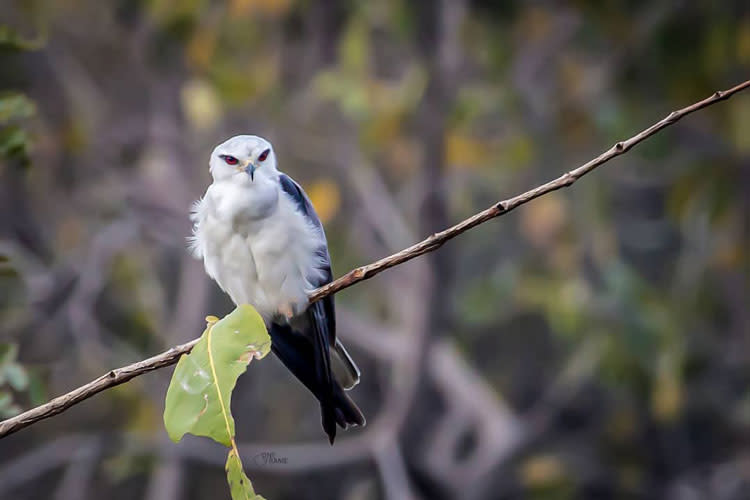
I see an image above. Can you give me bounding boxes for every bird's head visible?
[209,135,278,184]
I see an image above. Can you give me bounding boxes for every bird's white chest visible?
[191,181,326,321]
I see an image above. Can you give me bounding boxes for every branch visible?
[1,80,748,440]
[0,339,199,438]
[309,80,750,302]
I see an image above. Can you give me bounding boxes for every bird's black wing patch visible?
[279,173,322,228]
[274,174,365,442]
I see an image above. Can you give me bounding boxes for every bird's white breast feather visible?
[190,178,327,322]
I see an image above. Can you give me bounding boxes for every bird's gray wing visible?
[279,174,360,389]
[278,173,334,332]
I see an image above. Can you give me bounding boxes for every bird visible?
[189,134,365,444]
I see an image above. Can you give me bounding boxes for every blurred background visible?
[0,1,749,499]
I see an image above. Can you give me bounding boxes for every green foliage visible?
[164,305,270,499]
[0,126,31,162]
[0,93,36,124]
[0,29,38,165]
[0,25,44,51]
[0,343,30,417]
[2,1,748,498]
[226,449,265,500]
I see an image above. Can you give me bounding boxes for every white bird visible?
[189,135,364,443]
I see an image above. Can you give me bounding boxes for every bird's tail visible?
[331,338,361,390]
[269,323,365,444]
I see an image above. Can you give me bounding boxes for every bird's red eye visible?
[221,155,239,165]
[258,148,270,162]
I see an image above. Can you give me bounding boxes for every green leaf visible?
[0,390,11,409]
[0,126,30,161]
[226,448,265,500]
[0,25,44,51]
[0,93,36,124]
[339,17,369,76]
[0,343,17,367]
[27,370,48,406]
[163,305,270,446]
[5,363,28,391]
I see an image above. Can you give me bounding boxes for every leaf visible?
[340,17,369,76]
[27,371,48,406]
[519,454,566,488]
[163,305,271,446]
[5,363,28,391]
[180,79,222,131]
[0,93,36,124]
[0,391,10,410]
[0,343,17,367]
[229,0,292,17]
[226,448,265,500]
[519,193,568,249]
[0,126,31,161]
[0,25,44,51]
[306,179,341,224]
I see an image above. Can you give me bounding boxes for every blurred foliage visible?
[0,27,37,165]
[0,0,748,499]
[0,17,41,419]
[0,343,29,417]
[0,24,45,51]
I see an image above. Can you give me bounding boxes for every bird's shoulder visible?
[278,173,323,229]
[277,173,333,285]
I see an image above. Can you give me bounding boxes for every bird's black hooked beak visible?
[245,163,256,181]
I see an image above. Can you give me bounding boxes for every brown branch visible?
[0,339,199,438]
[309,80,750,302]
[1,80,748,440]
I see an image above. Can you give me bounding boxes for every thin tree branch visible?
[309,80,750,302]
[0,80,747,440]
[0,339,199,438]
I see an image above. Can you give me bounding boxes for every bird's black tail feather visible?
[309,304,337,443]
[269,322,365,444]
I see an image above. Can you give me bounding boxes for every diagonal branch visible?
[1,80,748,440]
[309,80,750,302]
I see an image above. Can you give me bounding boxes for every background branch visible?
[0,80,747,441]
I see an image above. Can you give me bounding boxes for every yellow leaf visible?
[386,137,422,175]
[339,17,369,76]
[504,134,534,168]
[181,79,223,131]
[738,19,750,64]
[519,455,565,487]
[730,94,750,153]
[307,179,341,224]
[445,133,492,170]
[363,110,402,146]
[651,352,683,422]
[186,26,217,70]
[230,0,291,17]
[519,193,568,248]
